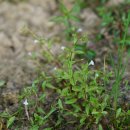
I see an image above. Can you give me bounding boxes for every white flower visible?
[77,28,82,33]
[89,60,94,66]
[53,67,57,70]
[28,52,32,56]
[95,73,99,78]
[23,99,28,106]
[61,46,65,50]
[34,39,39,44]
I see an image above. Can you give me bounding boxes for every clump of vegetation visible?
[0,1,130,130]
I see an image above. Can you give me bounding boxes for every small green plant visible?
[97,7,114,27]
[16,31,129,129]
[52,48,109,129]
[17,34,110,129]
[111,11,130,109]
[53,1,80,40]
[0,1,130,130]
[52,1,96,60]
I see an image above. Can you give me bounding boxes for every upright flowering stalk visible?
[23,99,30,120]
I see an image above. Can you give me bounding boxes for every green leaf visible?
[98,124,103,130]
[116,108,122,118]
[71,3,80,14]
[63,17,70,27]
[44,128,52,130]
[78,92,84,98]
[0,112,9,117]
[34,113,43,125]
[75,50,84,55]
[59,2,68,14]
[46,83,56,89]
[75,44,85,52]
[85,49,96,60]
[101,111,108,115]
[65,111,78,117]
[72,86,82,92]
[39,94,46,101]
[72,104,81,112]
[127,110,130,115]
[37,107,45,114]
[85,104,90,115]
[65,98,77,104]
[58,99,63,109]
[29,125,39,130]
[51,16,64,23]
[69,15,80,22]
[80,116,86,124]
[73,34,78,44]
[42,81,47,89]
[88,86,98,92]
[0,80,5,87]
[92,111,99,115]
[61,88,69,96]
[43,108,56,120]
[7,116,15,128]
